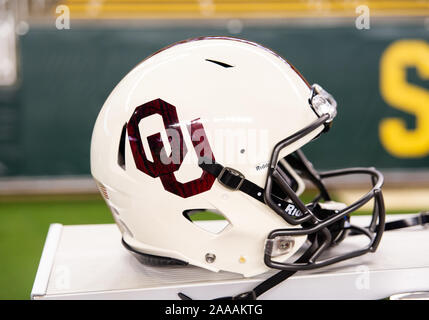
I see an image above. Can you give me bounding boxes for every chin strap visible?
[199,159,305,216]
[178,262,308,301]
[199,160,265,201]
[178,233,323,300]
[182,159,429,300]
[383,211,429,231]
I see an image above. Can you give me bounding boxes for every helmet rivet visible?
[279,240,293,251]
[205,253,216,263]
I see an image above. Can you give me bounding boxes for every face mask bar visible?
[263,85,386,271]
[264,166,385,271]
[264,114,331,225]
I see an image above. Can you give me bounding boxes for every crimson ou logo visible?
[127,98,216,198]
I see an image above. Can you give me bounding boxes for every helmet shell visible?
[91,37,322,277]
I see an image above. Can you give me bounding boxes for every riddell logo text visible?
[285,204,303,217]
[256,163,269,171]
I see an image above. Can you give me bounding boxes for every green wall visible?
[1,22,428,177]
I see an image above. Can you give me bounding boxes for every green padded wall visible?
[0,23,428,177]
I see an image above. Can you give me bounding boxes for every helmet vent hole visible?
[205,59,233,68]
[118,123,127,170]
[183,209,231,234]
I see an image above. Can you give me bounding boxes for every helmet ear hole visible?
[117,123,127,169]
[183,209,231,234]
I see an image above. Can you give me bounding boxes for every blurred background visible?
[0,0,428,299]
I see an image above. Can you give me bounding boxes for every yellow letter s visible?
[379,40,429,158]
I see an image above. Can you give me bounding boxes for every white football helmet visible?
[91,37,385,293]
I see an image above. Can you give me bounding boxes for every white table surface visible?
[31,214,429,300]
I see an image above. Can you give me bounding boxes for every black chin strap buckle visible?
[217,167,245,191]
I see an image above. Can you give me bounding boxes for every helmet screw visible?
[279,239,294,251]
[205,253,216,263]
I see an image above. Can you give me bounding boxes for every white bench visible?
[31,214,429,299]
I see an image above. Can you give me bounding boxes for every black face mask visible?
[263,126,385,271]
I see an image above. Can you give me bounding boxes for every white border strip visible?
[31,223,63,299]
[2,170,429,195]
[0,177,97,195]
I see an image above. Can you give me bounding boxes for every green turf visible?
[0,196,113,300]
[188,211,227,220]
